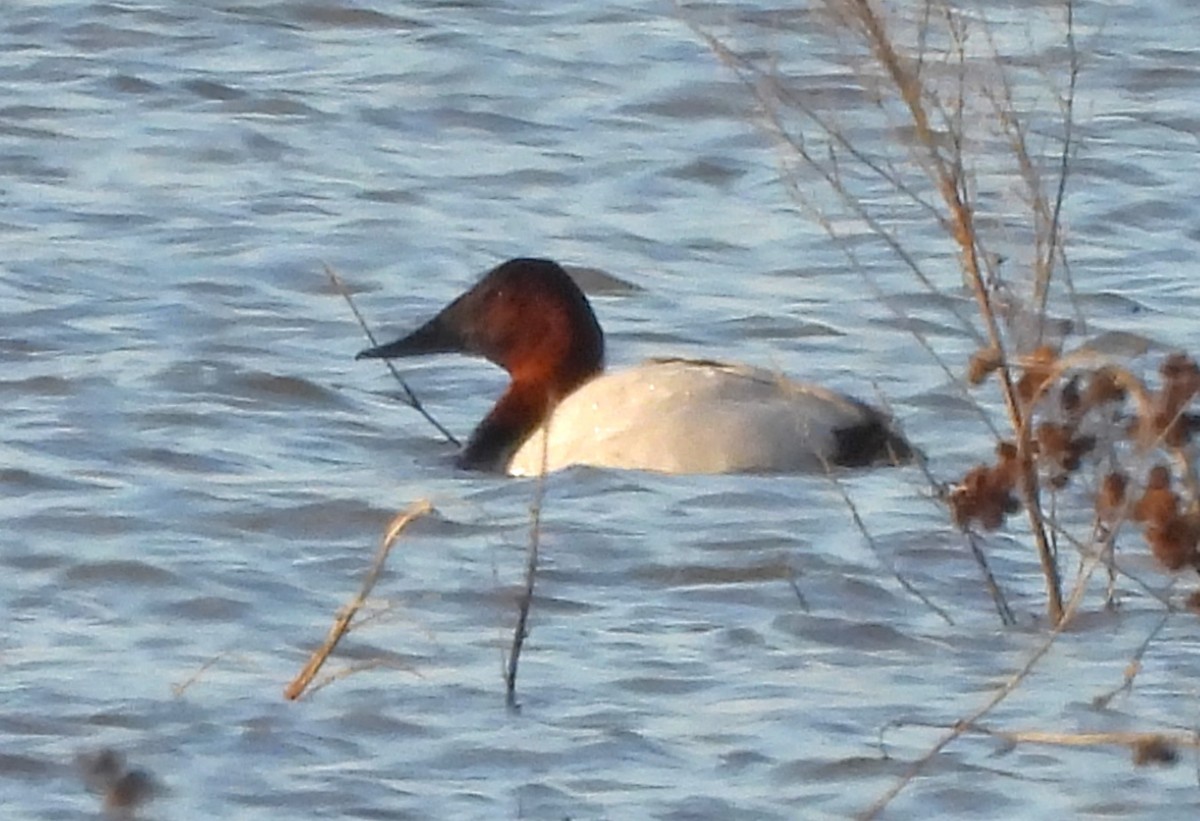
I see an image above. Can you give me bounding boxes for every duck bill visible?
[355,313,465,360]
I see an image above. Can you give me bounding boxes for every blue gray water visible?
[4,1,1200,818]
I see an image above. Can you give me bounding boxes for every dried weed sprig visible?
[285,500,432,700]
[504,424,551,709]
[325,263,460,446]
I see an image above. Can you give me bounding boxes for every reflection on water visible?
[3,1,1200,818]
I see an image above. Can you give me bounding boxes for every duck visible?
[356,257,912,476]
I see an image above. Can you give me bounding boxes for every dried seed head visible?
[1097,472,1128,522]
[1036,422,1072,460]
[967,346,1004,385]
[949,461,1019,531]
[1132,737,1179,767]
[1146,516,1197,571]
[1133,467,1177,525]
[1016,345,1059,406]
[1157,353,1200,438]
[1082,365,1127,409]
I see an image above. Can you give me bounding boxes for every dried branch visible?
[505,428,551,708]
[325,262,460,446]
[285,500,433,700]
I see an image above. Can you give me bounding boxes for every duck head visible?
[357,258,606,470]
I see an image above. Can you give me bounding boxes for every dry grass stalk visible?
[964,724,1196,766]
[504,427,550,708]
[820,456,954,625]
[325,262,460,446]
[171,653,229,697]
[284,500,433,701]
[963,529,1014,625]
[305,658,422,698]
[1091,611,1173,709]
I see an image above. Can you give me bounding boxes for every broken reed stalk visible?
[324,262,460,446]
[961,725,1199,763]
[284,500,432,701]
[889,721,1198,763]
[504,428,551,708]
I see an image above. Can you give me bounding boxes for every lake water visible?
[4,1,1200,818]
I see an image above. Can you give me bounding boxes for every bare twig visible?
[325,263,460,446]
[788,570,812,612]
[305,658,424,698]
[284,500,433,700]
[505,428,551,708]
[979,726,1198,749]
[171,653,229,697]
[1092,610,1174,709]
[821,458,954,625]
[1036,0,1079,337]
[963,530,1015,625]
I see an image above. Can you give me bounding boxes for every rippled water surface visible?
[4,1,1200,818]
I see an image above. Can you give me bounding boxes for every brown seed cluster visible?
[959,347,1200,579]
[1035,421,1095,488]
[1095,471,1128,525]
[1132,353,1200,448]
[1132,736,1179,767]
[967,346,1004,386]
[1015,345,1059,407]
[949,442,1021,530]
[1131,466,1200,571]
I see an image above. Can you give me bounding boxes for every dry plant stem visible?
[821,460,953,625]
[840,0,1065,622]
[284,500,433,701]
[306,658,421,698]
[1041,509,1173,612]
[1092,611,1173,709]
[171,654,226,697]
[964,530,1014,626]
[958,724,1199,751]
[505,429,550,708]
[788,572,811,612]
[324,263,460,446]
[859,550,1100,820]
[1034,0,1079,333]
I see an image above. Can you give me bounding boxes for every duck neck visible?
[458,381,555,472]
[459,351,601,473]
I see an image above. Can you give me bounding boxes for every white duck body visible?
[507,358,901,476]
